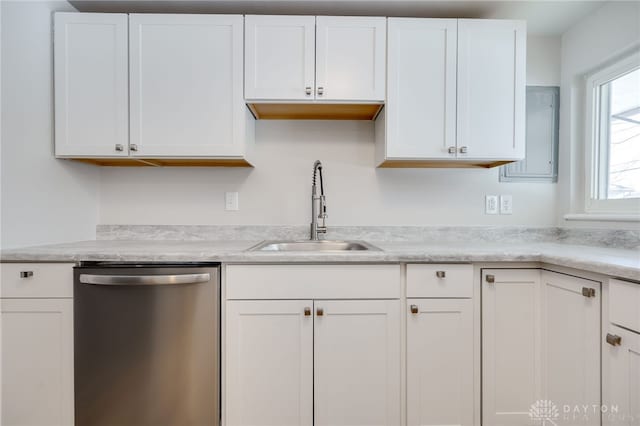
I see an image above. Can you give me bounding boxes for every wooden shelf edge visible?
[377,160,514,169]
[247,102,383,120]
[64,158,254,167]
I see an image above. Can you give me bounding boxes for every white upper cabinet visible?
[244,15,316,101]
[315,16,386,101]
[457,19,526,160]
[377,18,526,167]
[129,14,247,158]
[385,18,457,160]
[245,15,386,102]
[54,13,128,157]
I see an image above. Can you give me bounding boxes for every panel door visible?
[541,271,601,425]
[129,14,245,157]
[603,325,640,426]
[314,299,401,426]
[407,298,474,426]
[1,298,74,426]
[315,16,386,101]
[225,300,313,426]
[386,18,457,159]
[54,13,128,157]
[245,15,316,100]
[457,19,526,160]
[482,269,542,426]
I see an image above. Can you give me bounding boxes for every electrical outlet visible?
[500,195,513,214]
[485,195,499,214]
[225,192,239,211]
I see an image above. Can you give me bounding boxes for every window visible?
[586,51,640,213]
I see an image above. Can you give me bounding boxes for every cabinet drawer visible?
[226,264,400,299]
[610,279,640,333]
[407,264,473,298]
[1,263,74,298]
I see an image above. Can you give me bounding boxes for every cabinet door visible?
[457,19,526,160]
[482,269,541,426]
[315,16,386,101]
[314,300,400,426]
[130,14,245,157]
[1,298,74,426]
[541,271,601,425]
[54,13,128,157]
[225,300,313,426]
[603,325,640,426]
[386,18,457,159]
[407,298,474,426]
[245,15,316,101]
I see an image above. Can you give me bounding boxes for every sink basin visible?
[248,240,381,252]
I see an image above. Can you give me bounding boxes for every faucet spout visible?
[310,160,327,240]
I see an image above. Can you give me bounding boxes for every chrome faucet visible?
[310,160,327,240]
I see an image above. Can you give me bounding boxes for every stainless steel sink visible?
[248,240,381,252]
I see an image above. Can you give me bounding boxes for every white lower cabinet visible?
[225,298,400,426]
[225,300,313,426]
[1,263,75,426]
[541,271,601,425]
[603,324,640,426]
[483,269,602,426]
[314,300,401,426]
[482,269,542,426]
[407,298,474,426]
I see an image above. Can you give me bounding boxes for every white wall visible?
[0,1,100,249]
[527,35,561,86]
[100,125,556,227]
[557,1,640,229]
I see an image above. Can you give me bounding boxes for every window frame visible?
[584,50,640,214]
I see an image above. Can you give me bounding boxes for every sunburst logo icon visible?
[529,400,560,426]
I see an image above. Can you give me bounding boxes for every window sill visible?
[563,213,640,222]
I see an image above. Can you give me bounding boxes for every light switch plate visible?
[485,195,499,215]
[225,192,239,211]
[500,195,513,214]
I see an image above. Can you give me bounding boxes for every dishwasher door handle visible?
[79,273,211,286]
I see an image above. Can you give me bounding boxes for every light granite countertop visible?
[1,240,639,282]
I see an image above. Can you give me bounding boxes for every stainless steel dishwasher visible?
[74,263,220,426]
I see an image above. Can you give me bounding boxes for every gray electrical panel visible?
[500,86,559,182]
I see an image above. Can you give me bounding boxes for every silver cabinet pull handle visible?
[606,333,622,346]
[448,146,456,154]
[130,144,138,152]
[304,307,311,316]
[436,271,446,278]
[317,87,324,96]
[410,304,419,314]
[79,273,210,286]
[316,307,324,316]
[115,144,124,152]
[486,274,495,283]
[459,146,468,154]
[20,271,34,278]
[305,86,312,96]
[581,287,596,298]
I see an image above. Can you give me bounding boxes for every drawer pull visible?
[410,304,419,314]
[316,307,324,316]
[606,333,622,346]
[19,271,34,278]
[436,271,446,278]
[486,274,495,284]
[581,287,596,298]
[304,307,311,316]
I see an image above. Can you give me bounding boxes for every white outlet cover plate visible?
[500,195,513,214]
[485,195,499,215]
[225,192,239,211]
